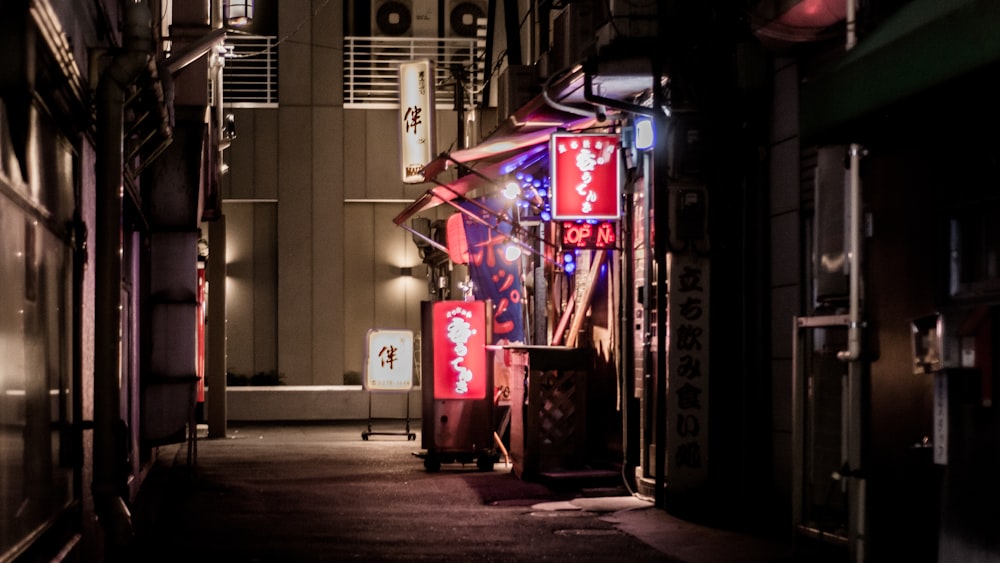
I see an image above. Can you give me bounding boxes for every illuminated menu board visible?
[432,301,488,400]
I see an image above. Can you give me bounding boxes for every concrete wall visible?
[767,57,800,523]
[226,386,422,422]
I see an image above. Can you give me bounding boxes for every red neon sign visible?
[432,301,488,400]
[550,133,621,220]
[561,221,617,249]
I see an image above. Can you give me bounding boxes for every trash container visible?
[420,300,497,472]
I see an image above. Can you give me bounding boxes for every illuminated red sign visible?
[550,133,621,220]
[432,300,488,400]
[561,221,617,249]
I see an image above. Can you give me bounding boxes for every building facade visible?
[1,0,223,560]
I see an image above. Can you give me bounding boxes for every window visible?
[0,102,75,561]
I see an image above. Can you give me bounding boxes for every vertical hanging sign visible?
[364,329,414,391]
[666,252,710,491]
[432,300,489,400]
[550,133,621,220]
[399,59,436,183]
[461,197,525,344]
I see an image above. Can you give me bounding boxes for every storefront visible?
[393,54,713,495]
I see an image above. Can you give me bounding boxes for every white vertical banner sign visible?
[667,252,710,491]
[399,59,436,184]
[364,329,415,392]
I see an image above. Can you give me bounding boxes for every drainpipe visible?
[837,0,862,363]
[94,1,152,557]
[837,143,863,363]
[836,3,865,561]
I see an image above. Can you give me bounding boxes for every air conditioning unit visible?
[444,0,487,37]
[550,3,597,71]
[372,0,437,37]
[442,2,487,97]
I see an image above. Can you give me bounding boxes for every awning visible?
[416,115,598,185]
[800,0,1000,141]
[392,143,550,225]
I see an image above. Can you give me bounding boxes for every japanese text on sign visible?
[461,197,525,343]
[399,60,436,183]
[364,329,414,392]
[667,253,710,490]
[432,301,488,400]
[550,133,621,220]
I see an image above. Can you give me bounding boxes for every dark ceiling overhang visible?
[800,0,1000,142]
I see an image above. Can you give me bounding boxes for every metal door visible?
[793,314,865,561]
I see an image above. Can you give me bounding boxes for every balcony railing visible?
[344,36,485,110]
[222,35,278,107]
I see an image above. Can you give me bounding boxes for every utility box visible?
[420,300,497,471]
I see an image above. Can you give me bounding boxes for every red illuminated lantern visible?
[446,212,469,264]
[550,133,621,220]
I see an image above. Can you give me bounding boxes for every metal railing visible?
[344,36,485,109]
[222,35,278,107]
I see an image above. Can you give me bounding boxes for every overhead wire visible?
[227,0,333,59]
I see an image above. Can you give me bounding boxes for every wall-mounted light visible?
[223,113,237,141]
[634,116,655,151]
[223,0,254,26]
[399,266,414,277]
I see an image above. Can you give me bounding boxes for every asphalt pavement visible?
[130,422,799,562]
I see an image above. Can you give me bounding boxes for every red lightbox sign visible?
[432,300,488,400]
[550,133,621,220]
[561,221,617,249]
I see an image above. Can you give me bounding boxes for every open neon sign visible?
[561,221,617,249]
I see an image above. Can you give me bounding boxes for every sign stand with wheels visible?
[361,329,417,441]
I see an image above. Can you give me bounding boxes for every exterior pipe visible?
[542,66,600,119]
[94,1,152,557]
[164,27,227,74]
[839,7,865,560]
[837,149,863,361]
[837,1,861,363]
[846,0,857,50]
